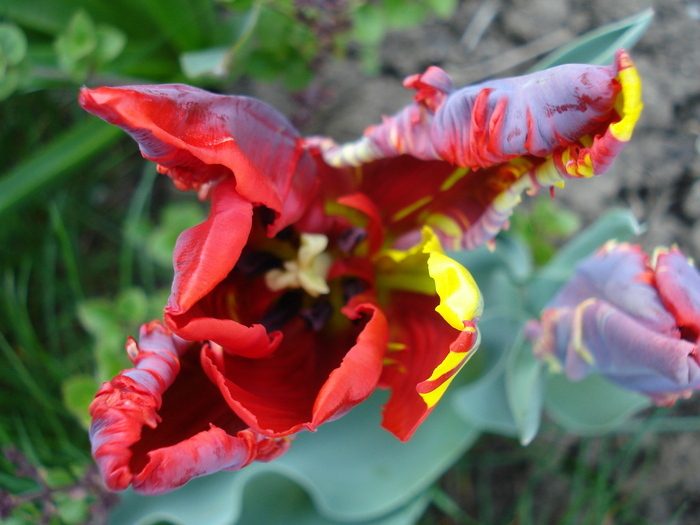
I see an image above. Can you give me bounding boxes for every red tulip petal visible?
[167,179,251,315]
[312,297,389,427]
[79,84,318,233]
[201,297,387,436]
[380,291,479,441]
[654,247,700,344]
[163,180,281,358]
[89,321,289,495]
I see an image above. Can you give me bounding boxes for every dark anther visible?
[258,206,277,228]
[342,277,366,303]
[301,300,334,331]
[261,292,303,332]
[274,225,296,241]
[234,251,283,276]
[337,227,367,253]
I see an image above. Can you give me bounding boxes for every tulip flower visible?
[79,49,641,494]
[528,242,700,405]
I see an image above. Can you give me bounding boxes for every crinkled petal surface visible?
[654,247,700,342]
[320,50,642,250]
[537,300,700,403]
[547,242,679,335]
[89,321,290,495]
[79,84,318,233]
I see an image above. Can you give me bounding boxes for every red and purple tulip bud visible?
[527,242,700,405]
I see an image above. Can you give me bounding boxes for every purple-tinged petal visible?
[322,50,639,170]
[548,241,678,336]
[534,299,700,403]
[89,321,290,495]
[530,243,700,406]
[79,84,318,233]
[320,51,642,251]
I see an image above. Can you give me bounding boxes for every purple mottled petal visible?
[431,65,618,167]
[323,55,627,169]
[320,51,641,252]
[549,242,678,336]
[539,300,700,397]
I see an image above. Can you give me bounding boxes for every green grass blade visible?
[123,0,216,51]
[119,163,157,290]
[49,202,85,301]
[0,117,123,218]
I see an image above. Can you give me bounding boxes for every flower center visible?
[265,233,333,297]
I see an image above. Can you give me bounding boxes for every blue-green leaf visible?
[452,273,526,437]
[109,390,479,524]
[544,373,650,435]
[531,7,654,69]
[505,334,544,445]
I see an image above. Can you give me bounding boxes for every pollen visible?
[265,233,333,297]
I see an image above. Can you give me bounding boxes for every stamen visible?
[337,227,367,254]
[265,233,332,297]
[234,251,283,276]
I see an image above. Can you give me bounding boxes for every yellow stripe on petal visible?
[428,251,483,330]
[391,196,433,222]
[418,323,480,408]
[571,298,596,365]
[610,51,643,143]
[379,227,482,330]
[440,167,469,191]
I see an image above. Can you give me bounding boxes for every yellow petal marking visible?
[570,298,596,365]
[419,324,480,408]
[439,167,470,191]
[610,52,643,143]
[428,251,483,330]
[391,196,433,222]
[379,227,482,328]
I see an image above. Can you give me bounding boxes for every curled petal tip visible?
[89,321,290,494]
